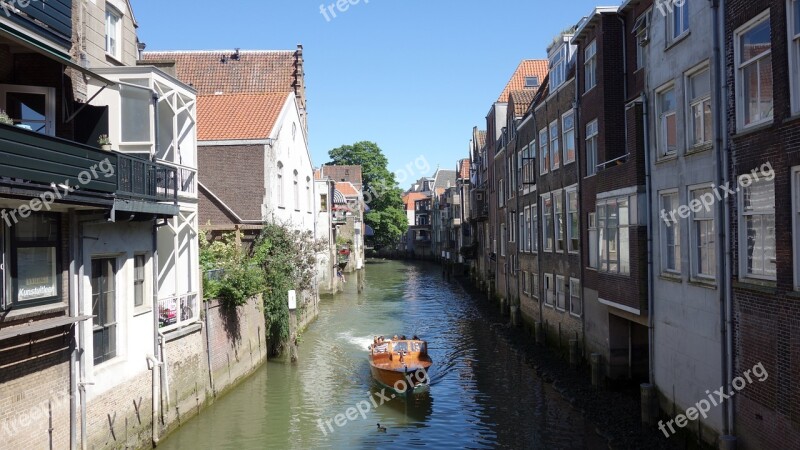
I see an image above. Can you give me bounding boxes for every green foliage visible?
[328,141,408,249]
[199,232,263,307]
[252,223,326,356]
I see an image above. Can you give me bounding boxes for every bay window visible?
[735,12,773,129]
[120,80,152,143]
[739,177,776,280]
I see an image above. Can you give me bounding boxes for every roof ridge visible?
[142,50,295,54]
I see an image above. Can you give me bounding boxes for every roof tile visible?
[497,60,549,103]
[197,93,288,141]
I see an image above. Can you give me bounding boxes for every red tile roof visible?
[476,130,487,149]
[335,182,360,197]
[510,90,537,117]
[497,60,549,103]
[458,159,471,179]
[197,93,288,141]
[141,50,300,96]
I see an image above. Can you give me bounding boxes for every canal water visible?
[159,260,605,449]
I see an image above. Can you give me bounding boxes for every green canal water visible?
[158,260,605,449]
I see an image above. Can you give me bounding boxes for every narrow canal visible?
[159,260,607,449]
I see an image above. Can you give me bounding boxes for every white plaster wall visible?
[80,221,155,399]
[647,0,724,434]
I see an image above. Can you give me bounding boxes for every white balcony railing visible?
[158,161,197,199]
[158,292,199,331]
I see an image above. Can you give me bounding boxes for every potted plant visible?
[97,134,112,151]
[0,110,13,126]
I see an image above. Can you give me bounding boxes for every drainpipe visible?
[157,330,170,421]
[712,0,735,443]
[151,219,168,446]
[68,210,78,450]
[573,60,584,357]
[642,90,655,387]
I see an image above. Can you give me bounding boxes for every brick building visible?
[725,0,800,448]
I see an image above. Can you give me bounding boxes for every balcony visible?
[471,189,488,221]
[0,124,179,217]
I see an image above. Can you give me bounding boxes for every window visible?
[739,178,776,280]
[598,197,632,275]
[660,191,681,273]
[540,128,549,175]
[585,40,597,91]
[542,194,554,252]
[10,214,59,307]
[524,207,531,252]
[134,254,146,308]
[588,212,598,269]
[519,213,524,249]
[105,7,121,59]
[669,0,690,41]
[791,0,800,114]
[550,121,560,170]
[532,204,539,253]
[657,85,678,156]
[687,67,712,147]
[544,274,554,306]
[735,12,773,129]
[569,278,581,317]
[92,258,117,365]
[555,275,566,311]
[501,223,506,257]
[532,273,539,299]
[525,76,540,88]
[517,149,524,192]
[586,119,598,176]
[120,80,152,143]
[277,163,285,208]
[0,85,56,136]
[522,272,529,294]
[689,187,716,280]
[294,171,300,211]
[554,191,565,252]
[567,188,579,253]
[498,179,505,207]
[563,111,576,164]
[549,44,567,90]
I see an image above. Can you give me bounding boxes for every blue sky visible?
[134,0,607,184]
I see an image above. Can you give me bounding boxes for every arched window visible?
[293,170,300,211]
[277,162,284,208]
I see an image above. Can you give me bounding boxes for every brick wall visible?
[726,0,800,448]
[198,144,266,229]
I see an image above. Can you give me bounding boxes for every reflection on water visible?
[159,261,604,450]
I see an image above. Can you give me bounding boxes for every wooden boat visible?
[368,336,432,394]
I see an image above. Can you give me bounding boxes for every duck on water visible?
[368,335,432,395]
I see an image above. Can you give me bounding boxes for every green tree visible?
[328,141,408,248]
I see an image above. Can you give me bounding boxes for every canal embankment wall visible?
[80,296,267,449]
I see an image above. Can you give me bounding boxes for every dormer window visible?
[548,39,573,91]
[525,77,540,88]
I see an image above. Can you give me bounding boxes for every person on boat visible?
[400,335,406,340]
[392,335,399,341]
[412,335,419,341]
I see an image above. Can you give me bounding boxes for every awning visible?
[0,24,116,86]
[0,315,93,341]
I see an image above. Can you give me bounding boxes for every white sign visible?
[288,290,297,310]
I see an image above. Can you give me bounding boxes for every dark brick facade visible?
[198,144,266,230]
[726,1,800,448]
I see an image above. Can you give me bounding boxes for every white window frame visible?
[549,44,567,91]
[566,186,579,254]
[522,271,530,295]
[585,39,597,92]
[685,64,712,148]
[669,0,690,42]
[524,206,531,253]
[554,190,565,253]
[586,119,598,176]
[659,189,682,274]
[542,194,554,252]
[588,212,598,269]
[734,10,773,130]
[689,185,716,282]
[550,120,560,170]
[656,82,678,157]
[544,273,555,307]
[597,196,633,275]
[555,275,566,311]
[788,0,800,115]
[532,203,539,253]
[738,176,776,281]
[0,85,56,136]
[569,278,581,317]
[532,273,539,299]
[501,223,506,257]
[562,110,576,164]
[539,128,549,175]
[105,6,122,60]
[792,166,800,289]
